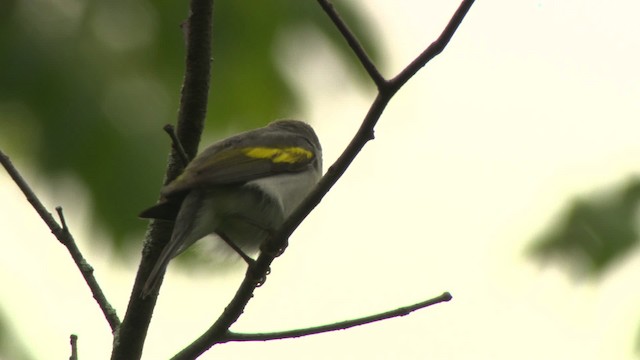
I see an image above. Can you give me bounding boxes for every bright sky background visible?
[1,0,640,359]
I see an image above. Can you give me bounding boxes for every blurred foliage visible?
[637,325,640,356]
[528,177,640,278]
[0,0,378,250]
[0,308,33,360]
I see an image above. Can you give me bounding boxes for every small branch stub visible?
[69,334,78,360]
[163,124,190,167]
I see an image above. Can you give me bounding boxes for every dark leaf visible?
[528,177,640,278]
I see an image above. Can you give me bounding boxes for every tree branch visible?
[389,0,476,91]
[111,0,215,359]
[222,292,452,342]
[317,0,385,88]
[69,334,78,360]
[0,150,120,331]
[174,0,474,358]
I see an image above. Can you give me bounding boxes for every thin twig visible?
[389,0,476,91]
[0,150,121,332]
[163,124,190,166]
[69,334,78,360]
[174,0,474,358]
[317,0,386,89]
[223,292,452,342]
[111,0,215,358]
[56,207,69,231]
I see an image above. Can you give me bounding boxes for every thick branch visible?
[223,292,452,342]
[0,151,120,331]
[111,0,215,359]
[174,0,474,358]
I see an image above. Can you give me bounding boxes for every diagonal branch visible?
[174,0,475,358]
[317,0,386,88]
[0,150,120,332]
[222,292,452,342]
[163,124,190,167]
[389,0,476,91]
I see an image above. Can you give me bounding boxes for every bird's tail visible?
[141,233,185,298]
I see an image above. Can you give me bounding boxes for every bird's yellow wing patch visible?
[241,147,313,164]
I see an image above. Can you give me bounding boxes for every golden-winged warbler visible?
[139,119,322,297]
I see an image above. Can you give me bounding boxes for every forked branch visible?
[0,151,120,332]
[174,0,475,358]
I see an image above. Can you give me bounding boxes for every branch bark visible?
[110,0,215,359]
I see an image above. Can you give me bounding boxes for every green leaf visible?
[528,177,640,278]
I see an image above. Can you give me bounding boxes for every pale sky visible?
[1,1,640,359]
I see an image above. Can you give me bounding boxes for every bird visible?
[138,120,322,297]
